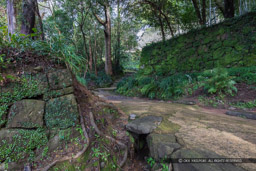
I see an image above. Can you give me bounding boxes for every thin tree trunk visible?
[21,0,36,35]
[7,0,16,36]
[224,0,235,18]
[191,0,204,25]
[93,2,113,75]
[88,38,93,71]
[35,0,44,40]
[94,35,98,76]
[202,0,206,25]
[104,5,113,75]
[115,0,121,73]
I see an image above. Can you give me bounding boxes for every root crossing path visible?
[93,86,256,171]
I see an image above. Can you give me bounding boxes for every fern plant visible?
[198,68,237,96]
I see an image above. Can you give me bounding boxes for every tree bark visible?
[88,38,93,71]
[191,0,204,25]
[202,0,206,25]
[224,0,234,18]
[21,0,36,35]
[7,0,16,35]
[93,2,113,75]
[94,33,98,76]
[115,0,121,73]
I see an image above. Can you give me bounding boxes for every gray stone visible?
[45,94,79,129]
[226,110,256,120]
[7,100,45,128]
[0,162,24,171]
[175,100,196,105]
[126,115,162,134]
[147,134,181,161]
[47,69,73,90]
[171,149,245,171]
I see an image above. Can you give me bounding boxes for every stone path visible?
[93,87,256,171]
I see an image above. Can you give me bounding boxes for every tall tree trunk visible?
[157,13,165,41]
[191,0,204,25]
[7,0,16,36]
[115,0,121,73]
[21,0,36,35]
[94,34,98,76]
[202,0,206,25]
[224,0,234,18]
[104,5,113,75]
[93,2,113,75]
[88,38,93,71]
[35,0,44,40]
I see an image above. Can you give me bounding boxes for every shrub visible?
[198,68,237,96]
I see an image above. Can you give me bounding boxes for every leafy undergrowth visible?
[76,71,113,89]
[116,66,256,110]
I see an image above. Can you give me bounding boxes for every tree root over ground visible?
[39,106,90,171]
[89,111,128,168]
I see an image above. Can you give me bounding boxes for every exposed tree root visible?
[89,111,128,168]
[38,105,90,171]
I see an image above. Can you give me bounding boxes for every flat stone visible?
[226,110,256,120]
[45,94,79,129]
[47,69,73,90]
[171,149,245,171]
[147,133,181,161]
[7,100,45,128]
[126,115,162,134]
[175,100,196,105]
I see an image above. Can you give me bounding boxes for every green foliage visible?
[147,157,156,168]
[77,71,113,88]
[198,68,237,96]
[0,128,48,163]
[227,66,256,84]
[230,100,256,109]
[45,98,78,129]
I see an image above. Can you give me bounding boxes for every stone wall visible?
[140,12,256,75]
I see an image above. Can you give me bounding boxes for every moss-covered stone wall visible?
[140,12,256,75]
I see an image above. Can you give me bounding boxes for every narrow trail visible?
[93,82,256,171]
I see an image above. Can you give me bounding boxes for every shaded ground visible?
[93,87,256,171]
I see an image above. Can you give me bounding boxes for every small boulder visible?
[47,69,73,90]
[126,115,162,134]
[7,100,45,128]
[226,110,256,120]
[147,133,181,161]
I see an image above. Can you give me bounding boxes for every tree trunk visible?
[94,35,98,76]
[35,0,44,40]
[88,38,93,71]
[104,5,113,75]
[224,0,234,18]
[115,0,121,73]
[21,0,36,35]
[191,0,204,25]
[202,0,206,25]
[7,0,16,36]
[214,0,225,16]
